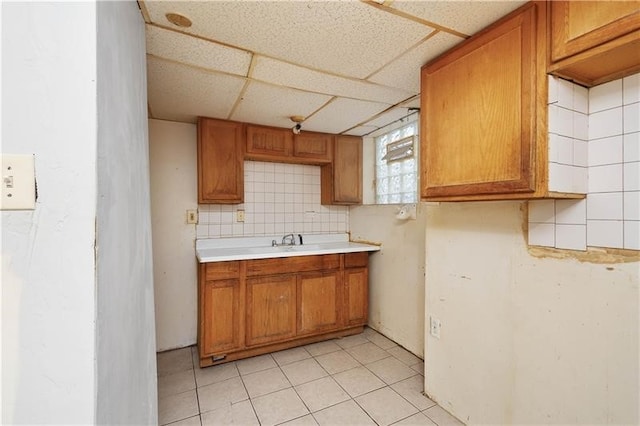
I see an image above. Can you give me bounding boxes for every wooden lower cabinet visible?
[297,271,342,335]
[344,268,368,326]
[198,262,245,357]
[246,275,297,346]
[198,254,370,367]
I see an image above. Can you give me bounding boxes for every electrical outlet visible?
[186,210,198,224]
[430,316,441,339]
[236,210,245,222]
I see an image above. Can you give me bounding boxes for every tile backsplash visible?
[529,73,640,251]
[196,161,349,239]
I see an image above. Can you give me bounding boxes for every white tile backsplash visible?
[528,200,555,223]
[555,199,586,225]
[528,222,555,247]
[589,164,623,193]
[623,191,640,221]
[198,161,349,238]
[623,74,640,105]
[623,103,640,134]
[623,221,640,250]
[555,224,586,250]
[587,193,623,220]
[624,162,640,191]
[588,135,623,167]
[530,74,639,251]
[589,107,623,140]
[589,79,623,113]
[587,220,624,249]
[624,132,640,163]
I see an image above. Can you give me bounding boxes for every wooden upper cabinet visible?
[246,124,292,160]
[293,132,332,163]
[421,3,541,200]
[549,1,640,86]
[321,136,362,205]
[246,125,332,164]
[198,118,244,204]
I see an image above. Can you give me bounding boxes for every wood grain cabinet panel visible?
[246,125,292,160]
[297,271,342,335]
[321,136,362,205]
[417,2,587,201]
[198,118,244,204]
[293,132,332,163]
[198,253,371,367]
[246,275,297,346]
[199,263,244,358]
[344,268,368,326]
[549,1,640,87]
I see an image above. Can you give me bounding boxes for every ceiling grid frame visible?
[141,0,527,134]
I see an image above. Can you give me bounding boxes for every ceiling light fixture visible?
[165,12,192,28]
[290,116,304,135]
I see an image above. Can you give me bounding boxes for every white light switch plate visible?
[1,154,36,210]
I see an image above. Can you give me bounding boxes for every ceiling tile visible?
[230,81,332,129]
[344,126,379,137]
[362,107,416,128]
[146,25,251,76]
[252,56,415,104]
[147,57,245,123]
[143,1,433,78]
[368,32,463,93]
[391,1,527,36]
[302,98,390,134]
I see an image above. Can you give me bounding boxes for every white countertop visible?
[196,233,381,263]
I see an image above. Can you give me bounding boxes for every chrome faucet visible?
[281,233,296,246]
[272,233,297,247]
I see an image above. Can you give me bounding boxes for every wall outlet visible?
[430,316,441,339]
[186,210,198,224]
[236,210,245,222]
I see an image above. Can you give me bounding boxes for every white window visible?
[375,120,418,204]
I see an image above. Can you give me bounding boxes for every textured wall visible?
[1,3,98,423]
[95,1,157,424]
[425,201,638,425]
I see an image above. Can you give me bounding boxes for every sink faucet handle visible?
[298,234,303,245]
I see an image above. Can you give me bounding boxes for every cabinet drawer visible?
[246,254,340,276]
[204,261,240,280]
[344,252,369,268]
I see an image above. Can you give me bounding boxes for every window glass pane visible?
[374,119,419,204]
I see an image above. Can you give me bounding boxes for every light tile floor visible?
[157,327,464,426]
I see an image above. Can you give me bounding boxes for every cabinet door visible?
[549,1,640,86]
[200,278,243,356]
[198,118,244,203]
[321,136,362,204]
[550,1,640,62]
[246,124,292,161]
[246,275,297,346]
[293,132,332,163]
[297,271,341,335]
[344,268,368,326]
[420,4,538,199]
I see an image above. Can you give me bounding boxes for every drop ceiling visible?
[140,0,526,136]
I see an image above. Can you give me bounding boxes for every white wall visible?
[348,131,427,357]
[350,205,427,357]
[424,201,639,424]
[1,3,97,423]
[149,119,199,351]
[95,2,157,424]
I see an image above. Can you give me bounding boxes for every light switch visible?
[186,209,198,224]
[1,154,36,210]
